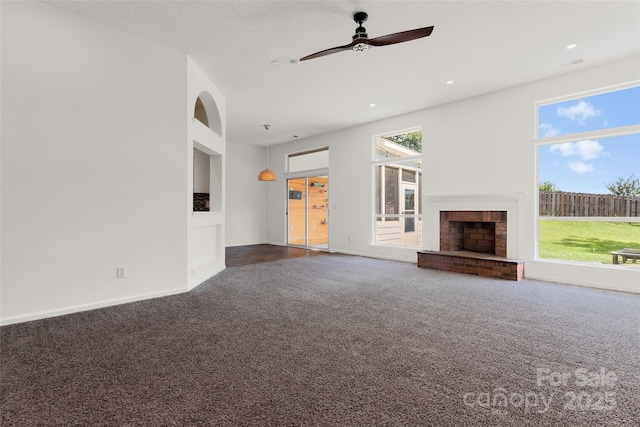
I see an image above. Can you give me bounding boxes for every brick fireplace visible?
[440,210,507,257]
[418,209,523,280]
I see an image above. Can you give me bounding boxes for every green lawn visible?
[538,220,640,264]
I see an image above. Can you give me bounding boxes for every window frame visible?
[534,81,640,263]
[372,127,423,248]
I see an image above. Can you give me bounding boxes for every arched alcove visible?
[194,91,222,137]
[194,97,209,127]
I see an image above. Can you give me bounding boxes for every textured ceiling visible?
[45,1,640,146]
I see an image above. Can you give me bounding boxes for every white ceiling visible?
[45,0,640,146]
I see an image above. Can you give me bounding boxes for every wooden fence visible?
[539,191,640,217]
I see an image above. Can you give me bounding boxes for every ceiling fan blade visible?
[300,42,355,62]
[367,26,434,47]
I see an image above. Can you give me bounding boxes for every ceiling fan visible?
[300,12,434,62]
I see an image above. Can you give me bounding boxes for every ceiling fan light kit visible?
[353,43,369,53]
[300,11,434,62]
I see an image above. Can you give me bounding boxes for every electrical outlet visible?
[117,266,127,279]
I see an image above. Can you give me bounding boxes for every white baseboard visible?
[0,287,188,326]
[525,273,640,294]
[226,241,268,247]
[331,248,416,264]
[189,261,225,290]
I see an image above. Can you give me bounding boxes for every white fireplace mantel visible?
[423,193,527,259]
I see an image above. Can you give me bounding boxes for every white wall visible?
[1,2,189,324]
[258,56,639,293]
[225,142,267,246]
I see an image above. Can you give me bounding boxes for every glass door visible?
[287,178,306,246]
[401,182,418,246]
[287,176,328,249]
[307,176,328,249]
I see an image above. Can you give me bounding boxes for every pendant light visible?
[258,124,277,181]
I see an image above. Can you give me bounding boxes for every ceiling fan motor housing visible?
[352,11,369,40]
[353,27,368,40]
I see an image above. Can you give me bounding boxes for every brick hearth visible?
[417,250,524,281]
[418,210,524,280]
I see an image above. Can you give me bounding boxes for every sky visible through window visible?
[538,86,640,194]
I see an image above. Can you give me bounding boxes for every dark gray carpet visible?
[1,254,639,426]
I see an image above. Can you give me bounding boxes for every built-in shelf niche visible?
[192,92,223,214]
[193,147,210,211]
[193,145,222,212]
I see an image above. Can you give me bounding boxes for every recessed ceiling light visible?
[370,103,376,107]
[446,80,454,85]
[566,43,577,50]
[271,60,280,66]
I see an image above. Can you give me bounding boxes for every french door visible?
[287,176,328,249]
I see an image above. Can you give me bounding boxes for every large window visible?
[373,129,423,247]
[536,85,640,266]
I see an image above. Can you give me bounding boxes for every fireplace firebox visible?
[440,210,506,257]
